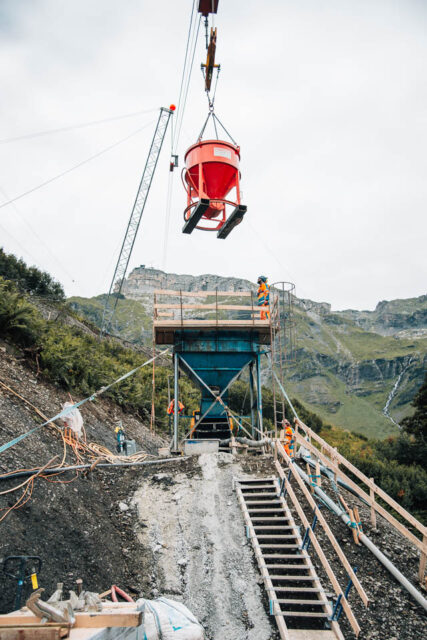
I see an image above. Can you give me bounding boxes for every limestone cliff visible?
[70,267,427,439]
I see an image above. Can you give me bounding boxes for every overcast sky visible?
[0,0,426,310]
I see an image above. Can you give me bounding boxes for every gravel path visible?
[133,453,277,640]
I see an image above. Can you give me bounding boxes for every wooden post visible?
[274,439,278,462]
[369,477,377,530]
[315,461,321,488]
[419,535,427,585]
[349,508,360,545]
[306,463,314,495]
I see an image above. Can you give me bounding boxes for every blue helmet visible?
[257,275,267,283]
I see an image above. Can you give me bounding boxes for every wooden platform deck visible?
[154,318,271,344]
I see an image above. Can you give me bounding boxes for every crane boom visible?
[101,106,173,336]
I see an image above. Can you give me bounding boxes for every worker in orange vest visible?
[167,400,184,415]
[257,276,270,320]
[281,419,295,457]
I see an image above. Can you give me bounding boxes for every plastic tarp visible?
[137,597,204,640]
[62,402,83,438]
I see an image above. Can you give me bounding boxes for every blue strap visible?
[0,427,41,454]
[0,348,170,456]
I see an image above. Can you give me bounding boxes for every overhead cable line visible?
[0,184,77,284]
[0,119,156,210]
[0,108,158,145]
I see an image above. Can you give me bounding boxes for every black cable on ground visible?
[0,457,188,482]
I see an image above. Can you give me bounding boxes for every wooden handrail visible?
[153,288,253,297]
[154,303,269,311]
[295,418,427,539]
[275,443,369,607]
[275,454,360,637]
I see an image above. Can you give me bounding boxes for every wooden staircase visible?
[235,476,344,640]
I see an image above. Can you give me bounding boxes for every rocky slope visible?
[69,267,427,439]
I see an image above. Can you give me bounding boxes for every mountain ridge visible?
[69,266,427,439]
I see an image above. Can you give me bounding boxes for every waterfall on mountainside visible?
[383,357,414,428]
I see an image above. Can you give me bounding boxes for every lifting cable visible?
[173,11,202,154]
[0,118,156,210]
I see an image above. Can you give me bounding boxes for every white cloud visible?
[0,0,426,309]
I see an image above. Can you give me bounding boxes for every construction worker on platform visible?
[167,399,185,416]
[257,275,270,320]
[280,419,295,458]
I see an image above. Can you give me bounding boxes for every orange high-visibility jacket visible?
[257,282,270,306]
[167,400,184,415]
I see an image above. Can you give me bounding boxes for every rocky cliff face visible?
[338,295,427,338]
[120,266,257,297]
[72,267,427,439]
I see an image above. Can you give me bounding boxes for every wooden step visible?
[259,544,300,549]
[288,631,337,640]
[256,534,298,539]
[266,564,314,570]
[245,500,283,504]
[262,553,304,558]
[240,484,276,489]
[274,587,324,593]
[271,575,317,581]
[281,611,329,618]
[250,517,289,522]
[253,525,298,530]
[248,508,289,520]
[277,599,328,606]
[241,492,278,497]
[236,477,275,483]
[263,553,310,560]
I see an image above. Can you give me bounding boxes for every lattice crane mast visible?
[100,106,175,336]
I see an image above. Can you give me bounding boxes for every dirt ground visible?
[133,452,277,640]
[1,346,427,638]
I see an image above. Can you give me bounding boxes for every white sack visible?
[62,402,83,438]
[138,597,204,640]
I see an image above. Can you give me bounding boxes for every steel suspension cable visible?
[0,108,158,145]
[0,119,156,210]
[174,14,202,152]
[172,0,197,153]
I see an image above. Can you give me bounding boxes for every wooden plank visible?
[154,303,268,311]
[295,419,427,537]
[153,289,253,297]
[0,612,142,629]
[289,631,337,640]
[0,627,64,640]
[280,611,329,618]
[154,319,269,326]
[277,599,328,605]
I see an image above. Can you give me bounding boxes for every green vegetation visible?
[0,247,64,300]
[1,251,426,523]
[315,378,427,524]
[0,276,193,433]
[68,295,152,343]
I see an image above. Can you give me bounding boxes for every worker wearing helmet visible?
[167,400,185,415]
[257,276,270,320]
[115,421,126,454]
[280,419,295,458]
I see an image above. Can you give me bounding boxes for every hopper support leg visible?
[182,198,210,234]
[217,204,247,239]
